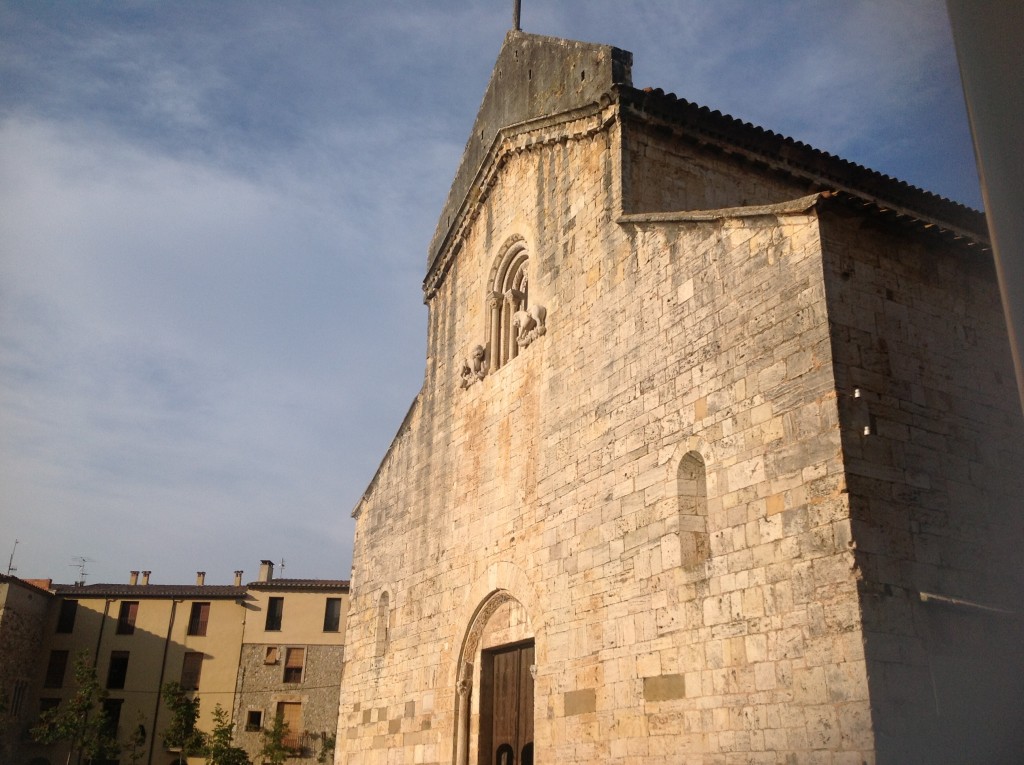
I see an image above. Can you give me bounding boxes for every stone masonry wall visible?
[0,581,53,764]
[621,117,810,215]
[339,105,873,765]
[820,208,1024,764]
[235,643,344,762]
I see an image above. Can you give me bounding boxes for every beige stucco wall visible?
[242,588,349,645]
[19,591,245,765]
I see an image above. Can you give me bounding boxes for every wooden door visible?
[479,641,534,765]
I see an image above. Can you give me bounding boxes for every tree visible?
[124,712,147,765]
[161,682,205,764]
[205,704,250,765]
[31,651,119,765]
[257,713,293,765]
[316,732,336,764]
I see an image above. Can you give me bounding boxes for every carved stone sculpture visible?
[513,304,547,347]
[459,345,488,388]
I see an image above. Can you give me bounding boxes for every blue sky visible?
[0,1,981,586]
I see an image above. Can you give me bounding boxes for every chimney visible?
[129,571,139,586]
[234,570,244,586]
[196,571,206,586]
[141,571,151,586]
[258,560,274,582]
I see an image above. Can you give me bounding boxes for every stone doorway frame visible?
[453,589,533,765]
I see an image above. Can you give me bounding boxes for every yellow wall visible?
[242,588,348,645]
[18,579,347,765]
[35,592,246,765]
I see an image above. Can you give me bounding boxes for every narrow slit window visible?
[375,592,391,657]
[678,452,709,568]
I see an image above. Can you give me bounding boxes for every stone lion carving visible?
[459,345,488,388]
[513,304,547,347]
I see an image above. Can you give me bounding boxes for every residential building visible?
[4,562,347,765]
[0,574,54,763]
[232,561,348,763]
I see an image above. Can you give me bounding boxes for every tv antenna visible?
[279,557,286,576]
[70,556,94,585]
[6,539,18,575]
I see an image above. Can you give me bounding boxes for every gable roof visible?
[50,582,247,599]
[616,86,987,243]
[246,578,350,592]
[425,32,987,286]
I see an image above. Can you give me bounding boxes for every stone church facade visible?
[336,32,1023,765]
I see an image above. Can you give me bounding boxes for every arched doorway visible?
[454,590,535,765]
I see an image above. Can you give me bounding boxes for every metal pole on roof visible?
[513,0,522,31]
[946,0,1024,414]
[6,538,17,575]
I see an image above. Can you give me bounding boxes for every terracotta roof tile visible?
[49,583,247,598]
[246,578,350,592]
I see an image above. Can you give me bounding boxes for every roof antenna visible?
[513,0,521,31]
[6,538,18,575]
[70,555,94,586]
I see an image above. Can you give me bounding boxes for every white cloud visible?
[0,115,426,583]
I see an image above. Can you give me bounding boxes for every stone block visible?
[564,688,597,716]
[643,674,687,702]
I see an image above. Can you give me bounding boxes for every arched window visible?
[375,592,390,657]
[677,452,709,568]
[488,239,530,370]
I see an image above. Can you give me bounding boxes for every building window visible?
[264,646,280,665]
[101,698,123,738]
[323,598,342,632]
[276,702,302,749]
[180,652,203,691]
[44,650,69,688]
[56,600,78,633]
[283,647,305,683]
[245,710,263,732]
[375,592,390,658]
[678,451,709,568]
[116,601,139,635]
[265,597,283,631]
[488,238,530,370]
[106,651,129,690]
[9,679,28,715]
[39,697,61,717]
[187,602,210,636]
